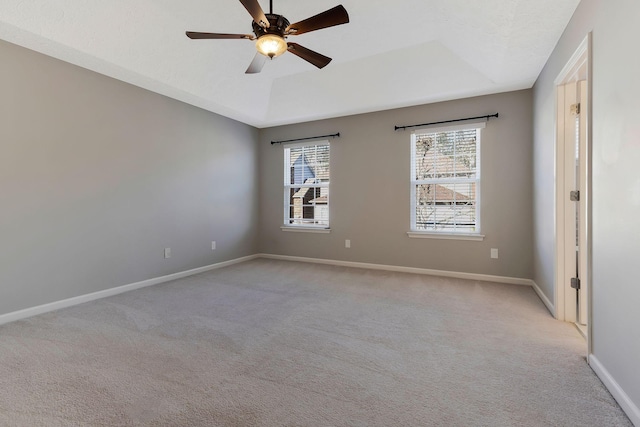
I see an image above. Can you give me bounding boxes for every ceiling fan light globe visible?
[256,34,287,58]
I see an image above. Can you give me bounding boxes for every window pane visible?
[314,145,330,183]
[414,130,477,180]
[289,148,316,185]
[453,132,477,178]
[414,134,436,180]
[415,182,477,232]
[287,185,329,226]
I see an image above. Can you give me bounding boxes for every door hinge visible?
[570,190,580,202]
[571,277,581,290]
[570,103,581,115]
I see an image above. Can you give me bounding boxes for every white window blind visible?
[410,124,482,233]
[284,142,330,227]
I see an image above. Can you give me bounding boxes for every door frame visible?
[554,33,592,356]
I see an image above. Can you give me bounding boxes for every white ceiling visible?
[0,0,580,128]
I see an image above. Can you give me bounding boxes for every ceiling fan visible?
[186,0,349,74]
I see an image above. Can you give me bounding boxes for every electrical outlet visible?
[164,248,171,259]
[491,248,498,259]
[211,241,216,250]
[345,239,351,248]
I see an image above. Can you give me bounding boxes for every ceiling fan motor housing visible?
[252,14,290,39]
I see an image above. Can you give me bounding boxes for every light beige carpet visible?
[0,259,632,426]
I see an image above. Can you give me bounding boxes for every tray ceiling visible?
[0,0,580,128]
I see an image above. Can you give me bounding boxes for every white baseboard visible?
[530,280,556,317]
[590,355,640,426]
[0,254,259,326]
[258,253,532,286]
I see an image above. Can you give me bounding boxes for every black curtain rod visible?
[271,133,340,145]
[394,113,499,131]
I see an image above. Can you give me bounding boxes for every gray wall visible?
[259,90,533,279]
[533,0,640,413]
[0,39,260,316]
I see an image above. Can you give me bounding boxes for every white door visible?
[562,80,588,326]
[575,80,588,325]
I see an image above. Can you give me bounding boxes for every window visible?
[284,141,330,228]
[410,123,483,236]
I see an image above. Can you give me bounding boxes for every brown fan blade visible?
[186,31,253,40]
[239,0,270,28]
[246,52,267,74]
[286,5,349,35]
[287,43,332,69]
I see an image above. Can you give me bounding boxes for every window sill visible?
[281,226,331,234]
[407,231,485,241]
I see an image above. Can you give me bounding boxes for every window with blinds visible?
[284,141,330,227]
[410,124,482,234]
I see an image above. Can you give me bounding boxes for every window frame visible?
[282,140,331,232]
[409,122,485,240]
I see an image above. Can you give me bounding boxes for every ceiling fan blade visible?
[286,5,349,35]
[287,43,332,69]
[186,31,253,40]
[245,52,267,74]
[239,0,270,28]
